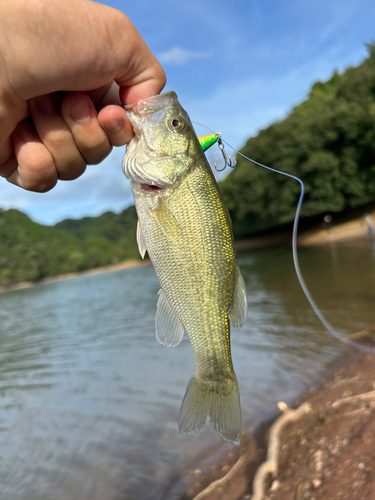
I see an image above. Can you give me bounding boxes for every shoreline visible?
[298,209,375,247]
[235,210,375,251]
[0,259,151,295]
[179,348,375,500]
[2,210,374,294]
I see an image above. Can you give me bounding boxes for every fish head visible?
[122,91,198,194]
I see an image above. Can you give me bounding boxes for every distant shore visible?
[0,259,151,295]
[1,210,374,295]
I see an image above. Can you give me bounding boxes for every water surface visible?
[0,242,374,500]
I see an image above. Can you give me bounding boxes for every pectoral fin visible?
[228,265,248,328]
[153,202,182,243]
[137,221,147,259]
[155,290,185,347]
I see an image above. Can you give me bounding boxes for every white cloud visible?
[158,46,213,66]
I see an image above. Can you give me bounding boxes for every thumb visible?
[102,13,166,105]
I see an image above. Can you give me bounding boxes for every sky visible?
[1,0,375,225]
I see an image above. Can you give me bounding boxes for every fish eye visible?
[170,116,185,132]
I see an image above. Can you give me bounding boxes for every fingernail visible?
[103,117,125,134]
[35,94,56,115]
[70,101,93,123]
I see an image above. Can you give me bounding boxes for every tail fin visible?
[178,373,242,445]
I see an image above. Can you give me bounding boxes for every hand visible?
[0,0,166,192]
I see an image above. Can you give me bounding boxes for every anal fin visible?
[155,290,184,347]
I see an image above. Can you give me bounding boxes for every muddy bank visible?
[180,349,375,500]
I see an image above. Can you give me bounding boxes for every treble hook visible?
[197,130,237,172]
[213,133,237,172]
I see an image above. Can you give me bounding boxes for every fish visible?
[122,91,247,445]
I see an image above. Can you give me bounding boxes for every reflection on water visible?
[0,242,374,500]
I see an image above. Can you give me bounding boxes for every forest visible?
[1,44,375,286]
[220,43,375,237]
[0,207,138,287]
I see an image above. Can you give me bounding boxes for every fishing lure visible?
[198,133,236,172]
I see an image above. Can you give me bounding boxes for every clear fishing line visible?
[193,121,374,354]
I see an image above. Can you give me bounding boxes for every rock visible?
[312,478,322,489]
[270,480,280,492]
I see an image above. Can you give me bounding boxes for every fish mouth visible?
[124,91,178,116]
[123,92,182,192]
[139,183,165,193]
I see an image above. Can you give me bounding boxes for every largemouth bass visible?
[122,91,247,445]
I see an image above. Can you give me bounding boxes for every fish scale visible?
[122,91,247,445]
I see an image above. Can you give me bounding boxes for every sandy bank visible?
[234,210,375,252]
[298,210,375,246]
[0,259,151,294]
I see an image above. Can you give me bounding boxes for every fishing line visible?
[193,121,373,354]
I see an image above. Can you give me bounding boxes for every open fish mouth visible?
[139,183,165,192]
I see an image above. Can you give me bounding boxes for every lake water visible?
[1,241,375,500]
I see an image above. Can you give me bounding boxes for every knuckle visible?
[28,147,54,174]
[25,171,57,193]
[79,139,112,165]
[35,130,87,181]
[156,65,167,90]
[85,146,112,165]
[23,147,57,192]
[46,130,74,150]
[57,160,86,181]
[32,177,57,193]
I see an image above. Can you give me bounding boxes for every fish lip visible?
[124,91,178,113]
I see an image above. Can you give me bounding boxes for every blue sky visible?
[1,0,375,225]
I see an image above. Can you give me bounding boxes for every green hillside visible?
[0,206,139,287]
[220,43,375,238]
[55,205,138,261]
